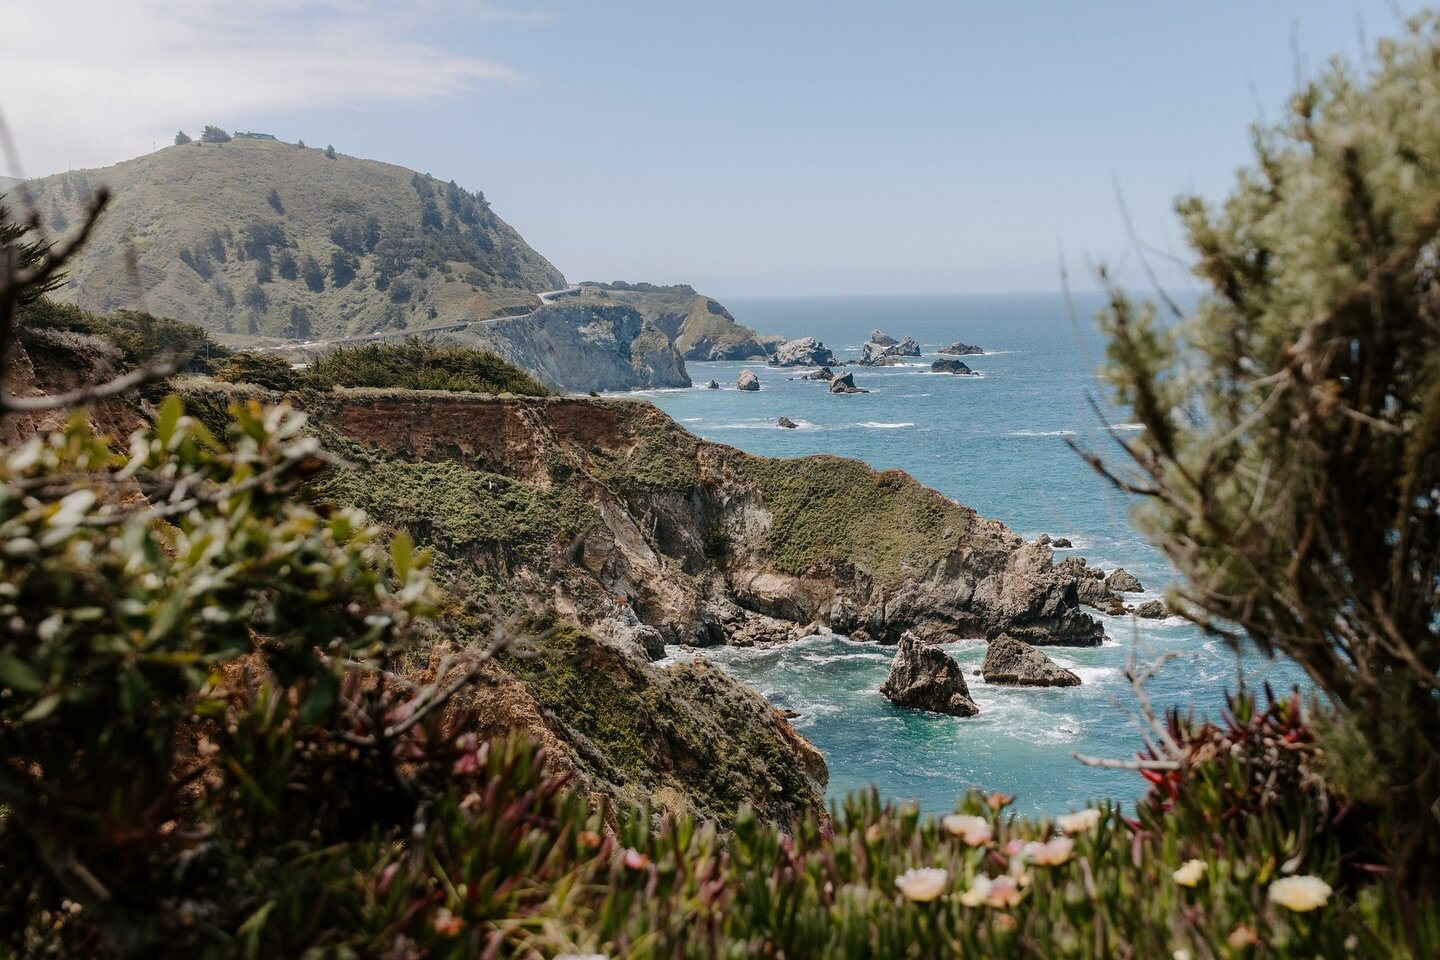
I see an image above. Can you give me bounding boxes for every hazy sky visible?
[3,1,1429,296]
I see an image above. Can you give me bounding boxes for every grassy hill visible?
[573,281,767,360]
[21,139,565,344]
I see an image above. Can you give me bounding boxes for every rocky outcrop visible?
[769,337,837,367]
[736,370,760,391]
[705,379,719,389]
[1105,568,1143,593]
[880,633,979,716]
[777,416,798,429]
[1056,557,1125,616]
[858,331,921,366]
[940,342,985,356]
[980,635,1080,687]
[274,390,1108,649]
[828,371,869,394]
[572,284,768,361]
[805,366,835,381]
[1134,599,1167,619]
[931,358,976,375]
[467,302,690,393]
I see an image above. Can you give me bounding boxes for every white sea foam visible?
[800,651,891,665]
[861,421,915,429]
[1011,429,1078,437]
[1108,422,1145,432]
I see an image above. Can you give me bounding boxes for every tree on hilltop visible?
[324,144,337,159]
[200,125,231,143]
[173,130,191,145]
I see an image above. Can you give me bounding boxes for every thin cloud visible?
[1,0,540,177]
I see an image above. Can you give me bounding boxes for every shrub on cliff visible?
[1087,13,1440,884]
[300,339,551,396]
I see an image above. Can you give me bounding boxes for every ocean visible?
[637,291,1306,817]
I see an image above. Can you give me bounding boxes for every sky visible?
[2,1,1430,297]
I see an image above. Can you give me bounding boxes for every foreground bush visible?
[298,339,551,396]
[1090,13,1440,882]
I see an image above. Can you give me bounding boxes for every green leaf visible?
[299,671,339,726]
[119,666,149,714]
[391,530,414,578]
[156,394,184,447]
[22,692,61,722]
[237,899,277,960]
[0,652,42,693]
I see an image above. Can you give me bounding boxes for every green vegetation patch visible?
[316,459,594,561]
[503,628,818,823]
[301,340,550,396]
[17,297,225,373]
[744,455,971,584]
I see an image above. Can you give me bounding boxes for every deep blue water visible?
[636,292,1303,816]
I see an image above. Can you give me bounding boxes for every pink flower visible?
[941,814,993,846]
[432,908,463,936]
[1023,836,1075,867]
[895,867,948,902]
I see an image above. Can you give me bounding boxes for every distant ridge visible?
[20,139,565,344]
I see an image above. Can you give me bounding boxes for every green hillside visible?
[23,139,565,344]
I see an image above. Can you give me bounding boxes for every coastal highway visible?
[260,285,580,354]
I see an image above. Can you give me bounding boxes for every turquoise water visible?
[640,293,1303,816]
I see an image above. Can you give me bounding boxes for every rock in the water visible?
[1059,557,1125,615]
[858,331,921,365]
[1134,599,1167,619]
[828,371,869,394]
[940,341,985,356]
[736,370,761,391]
[805,366,835,381]
[1052,537,1073,548]
[1037,533,1052,545]
[931,358,976,375]
[705,379,719,389]
[777,416,798,429]
[1105,568,1144,593]
[768,337,837,367]
[879,633,979,716]
[980,634,1080,687]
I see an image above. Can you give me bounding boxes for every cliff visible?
[17,139,565,343]
[277,389,1104,653]
[573,282,767,360]
[437,301,691,392]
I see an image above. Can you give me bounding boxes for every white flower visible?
[1172,859,1207,888]
[895,867,948,902]
[941,814,993,846]
[1173,951,1193,960]
[1057,808,1103,834]
[1268,875,1332,912]
[959,873,1024,908]
[1022,836,1074,866]
[958,874,993,907]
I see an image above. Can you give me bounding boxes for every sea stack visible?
[736,370,760,391]
[880,633,980,716]
[979,635,1081,687]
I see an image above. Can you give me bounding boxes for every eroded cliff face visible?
[456,302,691,393]
[301,390,1104,650]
